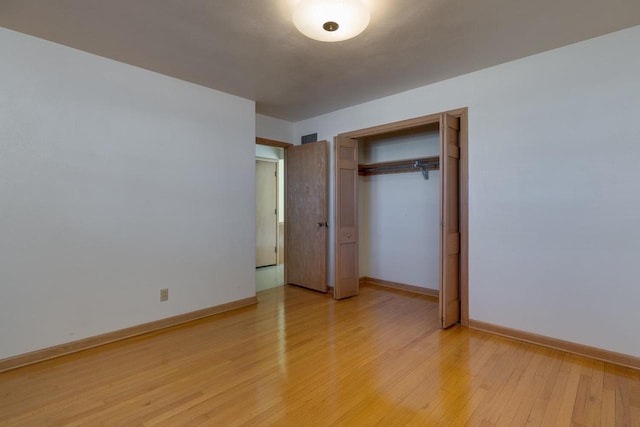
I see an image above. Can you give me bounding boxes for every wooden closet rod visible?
[358,156,439,180]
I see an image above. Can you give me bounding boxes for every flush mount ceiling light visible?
[293,0,370,42]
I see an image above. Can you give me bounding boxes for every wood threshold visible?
[469,319,640,370]
[256,137,293,148]
[360,276,439,299]
[0,296,258,373]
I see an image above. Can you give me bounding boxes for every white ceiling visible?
[1,0,639,121]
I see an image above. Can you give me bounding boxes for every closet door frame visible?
[335,108,469,326]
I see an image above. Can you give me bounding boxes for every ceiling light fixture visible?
[293,0,370,42]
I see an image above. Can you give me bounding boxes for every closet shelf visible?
[358,156,439,180]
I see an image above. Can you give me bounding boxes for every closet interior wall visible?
[358,124,441,292]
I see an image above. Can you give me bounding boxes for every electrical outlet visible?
[160,288,169,302]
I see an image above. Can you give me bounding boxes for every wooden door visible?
[286,141,328,292]
[256,160,278,267]
[439,113,461,328]
[334,136,359,299]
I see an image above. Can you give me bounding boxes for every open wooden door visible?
[334,136,359,299]
[285,141,328,292]
[439,113,461,328]
[256,160,278,267]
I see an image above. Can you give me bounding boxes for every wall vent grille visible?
[301,133,318,144]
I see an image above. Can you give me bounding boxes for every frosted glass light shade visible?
[293,0,370,42]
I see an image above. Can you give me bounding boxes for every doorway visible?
[256,159,278,268]
[333,109,469,328]
[255,137,330,294]
[255,142,286,292]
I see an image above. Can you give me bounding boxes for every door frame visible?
[335,108,469,326]
[256,137,294,281]
[256,137,293,149]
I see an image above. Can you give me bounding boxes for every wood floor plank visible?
[0,284,638,426]
[615,365,634,426]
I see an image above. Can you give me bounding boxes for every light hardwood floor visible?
[0,285,638,426]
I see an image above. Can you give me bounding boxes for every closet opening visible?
[333,109,468,328]
[358,122,441,299]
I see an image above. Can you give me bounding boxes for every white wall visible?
[359,131,440,290]
[0,28,256,360]
[256,114,294,144]
[255,117,291,224]
[294,26,640,357]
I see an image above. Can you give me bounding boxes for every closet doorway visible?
[333,109,468,328]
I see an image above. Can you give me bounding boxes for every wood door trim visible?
[256,137,293,148]
[0,296,258,373]
[338,113,441,139]
[469,319,640,370]
[360,277,439,299]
